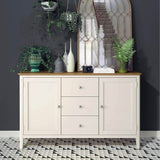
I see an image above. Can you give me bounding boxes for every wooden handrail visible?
[92,1,100,29]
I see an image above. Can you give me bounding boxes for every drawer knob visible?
[79,105,82,108]
[79,124,82,128]
[79,86,83,89]
[58,105,61,108]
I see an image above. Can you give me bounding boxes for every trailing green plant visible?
[33,0,64,40]
[11,45,55,73]
[113,38,136,63]
[33,0,81,37]
[41,0,57,8]
[57,11,82,33]
[46,11,54,37]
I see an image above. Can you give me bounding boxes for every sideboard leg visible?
[20,136,23,151]
[136,136,140,150]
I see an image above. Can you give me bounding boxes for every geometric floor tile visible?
[0,138,159,160]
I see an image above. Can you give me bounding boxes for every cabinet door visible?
[24,78,60,135]
[99,78,137,135]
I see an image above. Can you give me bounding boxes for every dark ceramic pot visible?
[54,57,65,73]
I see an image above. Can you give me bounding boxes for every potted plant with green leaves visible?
[56,0,82,33]
[57,11,82,33]
[11,45,55,73]
[113,38,136,73]
[34,0,64,42]
[29,48,42,72]
[41,0,58,11]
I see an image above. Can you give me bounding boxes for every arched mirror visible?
[77,0,132,71]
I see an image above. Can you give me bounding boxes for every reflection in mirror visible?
[78,0,132,71]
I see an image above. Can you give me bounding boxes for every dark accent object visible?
[54,57,65,73]
[82,66,93,73]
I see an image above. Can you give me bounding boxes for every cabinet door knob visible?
[79,105,82,108]
[79,86,83,89]
[58,105,61,108]
[79,124,82,128]
[101,105,104,108]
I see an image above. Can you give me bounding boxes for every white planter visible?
[61,12,77,22]
[66,13,73,22]
[41,2,58,11]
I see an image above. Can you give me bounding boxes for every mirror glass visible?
[78,0,132,71]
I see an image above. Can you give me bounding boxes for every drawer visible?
[62,97,98,116]
[62,78,98,96]
[62,116,98,135]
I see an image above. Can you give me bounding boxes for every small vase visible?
[67,38,75,72]
[117,61,127,73]
[54,56,65,73]
[63,43,68,71]
[29,54,42,73]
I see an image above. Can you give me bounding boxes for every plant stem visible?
[46,11,54,44]
[47,11,51,36]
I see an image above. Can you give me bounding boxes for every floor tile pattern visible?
[0,138,159,160]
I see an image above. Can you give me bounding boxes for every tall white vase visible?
[67,38,75,72]
[63,43,68,71]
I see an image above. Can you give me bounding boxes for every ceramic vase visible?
[29,54,42,73]
[67,38,75,72]
[63,43,68,71]
[54,56,65,73]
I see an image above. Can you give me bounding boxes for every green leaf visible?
[36,14,42,18]
[113,38,136,62]
[50,20,54,24]
[49,1,54,7]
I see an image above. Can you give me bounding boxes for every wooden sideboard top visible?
[18,71,142,76]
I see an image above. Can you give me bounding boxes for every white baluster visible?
[99,25,105,67]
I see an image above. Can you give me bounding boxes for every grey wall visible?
[130,0,159,130]
[0,0,159,130]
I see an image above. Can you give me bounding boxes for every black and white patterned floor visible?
[0,138,160,160]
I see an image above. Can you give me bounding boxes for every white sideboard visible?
[19,72,141,150]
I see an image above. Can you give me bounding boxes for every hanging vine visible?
[33,0,65,42]
[56,0,82,33]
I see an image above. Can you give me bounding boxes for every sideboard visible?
[18,72,141,150]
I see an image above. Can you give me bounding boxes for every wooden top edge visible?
[18,71,142,76]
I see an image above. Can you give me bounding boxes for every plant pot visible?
[61,12,77,22]
[54,57,65,73]
[66,13,73,22]
[117,61,127,73]
[41,1,58,11]
[29,54,42,73]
